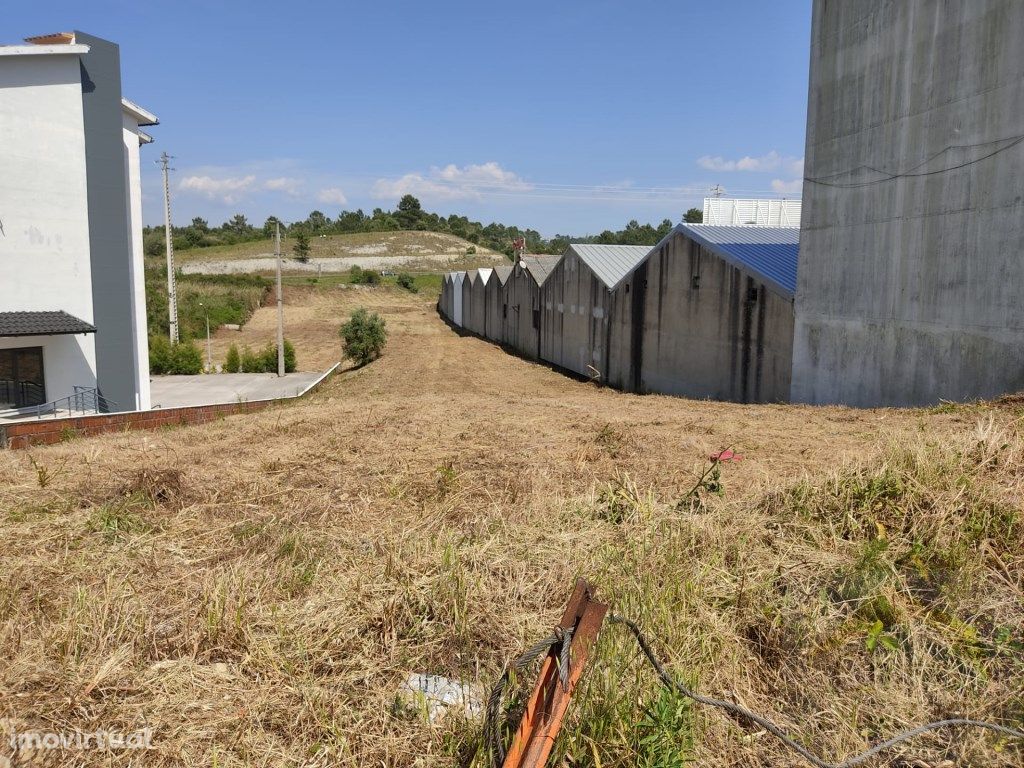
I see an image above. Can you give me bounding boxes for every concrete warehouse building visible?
[465,268,492,337]
[0,31,158,414]
[793,0,1024,406]
[484,265,513,343]
[502,255,560,360]
[606,225,798,402]
[539,244,650,379]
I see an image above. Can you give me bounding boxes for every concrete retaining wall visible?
[793,0,1024,406]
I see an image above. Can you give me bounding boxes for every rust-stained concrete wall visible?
[467,274,488,336]
[539,253,612,379]
[606,231,794,402]
[794,0,1024,406]
[483,275,506,343]
[503,263,542,359]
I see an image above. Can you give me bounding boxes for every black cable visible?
[609,613,1024,768]
[804,134,1024,189]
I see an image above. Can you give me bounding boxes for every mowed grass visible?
[173,230,504,264]
[0,286,1021,767]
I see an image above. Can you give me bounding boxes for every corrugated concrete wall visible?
[606,232,793,402]
[452,273,464,326]
[468,276,488,335]
[503,263,542,359]
[484,277,506,343]
[539,254,612,379]
[794,0,1024,406]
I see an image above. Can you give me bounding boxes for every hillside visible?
[175,230,508,275]
[0,286,1021,767]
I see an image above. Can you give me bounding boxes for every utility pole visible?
[199,302,212,371]
[275,221,285,377]
[710,183,725,198]
[160,152,179,343]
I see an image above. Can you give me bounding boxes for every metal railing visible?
[32,386,119,419]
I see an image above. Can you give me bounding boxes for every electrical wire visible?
[804,134,1024,189]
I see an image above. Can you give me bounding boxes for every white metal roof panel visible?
[567,244,652,288]
[476,267,493,285]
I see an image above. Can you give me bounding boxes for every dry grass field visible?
[1,286,1021,767]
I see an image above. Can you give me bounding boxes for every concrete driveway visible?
[150,371,327,409]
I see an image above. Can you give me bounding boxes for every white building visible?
[702,197,802,227]
[0,31,157,413]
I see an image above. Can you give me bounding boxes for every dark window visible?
[0,347,46,408]
[691,275,701,290]
[503,303,507,319]
[747,285,760,303]
[532,309,540,329]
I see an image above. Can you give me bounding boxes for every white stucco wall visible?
[0,51,98,398]
[0,334,97,408]
[122,113,151,410]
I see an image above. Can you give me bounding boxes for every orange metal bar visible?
[501,579,608,768]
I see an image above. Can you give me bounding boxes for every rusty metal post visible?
[501,579,608,768]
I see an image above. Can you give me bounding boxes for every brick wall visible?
[1,365,338,449]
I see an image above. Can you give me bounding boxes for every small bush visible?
[349,265,382,285]
[257,340,298,373]
[396,272,418,293]
[339,308,388,367]
[224,344,241,373]
[240,346,262,373]
[149,336,203,374]
[466,245,476,255]
[170,341,204,375]
[234,341,297,373]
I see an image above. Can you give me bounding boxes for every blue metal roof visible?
[673,224,800,298]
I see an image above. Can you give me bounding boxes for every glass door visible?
[0,347,46,408]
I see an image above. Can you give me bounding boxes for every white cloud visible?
[263,177,303,195]
[770,178,803,194]
[371,162,532,201]
[178,175,256,204]
[698,151,803,176]
[316,187,348,206]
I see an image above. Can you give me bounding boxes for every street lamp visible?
[198,301,211,372]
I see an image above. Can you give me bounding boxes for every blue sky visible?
[11,0,812,236]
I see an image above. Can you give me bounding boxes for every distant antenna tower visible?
[710,183,725,198]
[159,151,179,343]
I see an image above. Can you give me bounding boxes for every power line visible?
[804,133,1024,189]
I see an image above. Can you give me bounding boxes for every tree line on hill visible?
[142,195,704,258]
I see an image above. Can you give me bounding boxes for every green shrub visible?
[240,346,262,373]
[339,308,388,366]
[149,335,172,374]
[170,341,204,375]
[396,272,418,293]
[149,336,203,374]
[466,245,476,255]
[349,265,382,285]
[283,339,297,372]
[237,340,297,373]
[224,343,241,373]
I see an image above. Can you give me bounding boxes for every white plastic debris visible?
[398,672,483,723]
